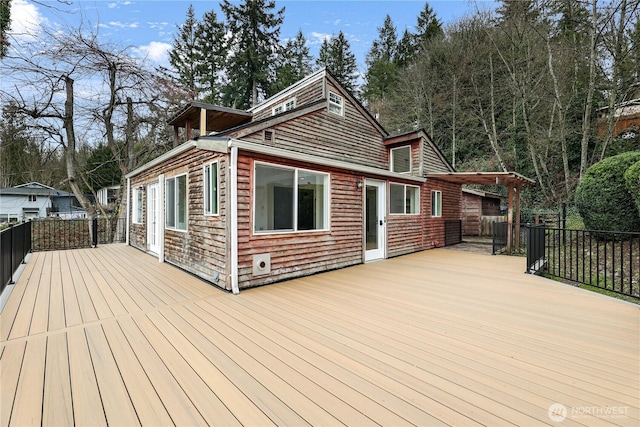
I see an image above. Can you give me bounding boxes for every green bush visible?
[574,151,640,235]
[624,160,640,213]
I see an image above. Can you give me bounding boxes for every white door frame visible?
[147,182,160,254]
[364,179,386,262]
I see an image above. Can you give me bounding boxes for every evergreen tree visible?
[270,30,313,95]
[316,31,359,94]
[196,10,226,104]
[168,5,201,97]
[395,29,415,68]
[363,15,399,105]
[221,0,285,109]
[414,1,443,49]
[0,0,10,58]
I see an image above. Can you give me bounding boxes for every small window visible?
[133,188,143,224]
[284,98,296,111]
[391,146,411,173]
[390,184,420,215]
[254,163,329,233]
[28,195,37,202]
[264,130,274,143]
[431,190,442,217]
[328,91,343,116]
[272,105,283,115]
[166,174,188,231]
[204,162,219,215]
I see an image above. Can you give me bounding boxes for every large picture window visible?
[204,162,218,215]
[166,174,187,231]
[390,183,420,215]
[431,190,442,217]
[254,163,329,233]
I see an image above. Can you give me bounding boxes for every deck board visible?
[1,244,638,427]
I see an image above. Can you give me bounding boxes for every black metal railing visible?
[1,222,32,294]
[525,224,546,273]
[532,227,639,298]
[31,217,126,252]
[444,220,462,246]
[492,222,527,255]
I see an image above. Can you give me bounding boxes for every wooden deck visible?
[1,244,638,426]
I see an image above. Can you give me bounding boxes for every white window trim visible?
[133,188,144,224]
[328,91,344,116]
[390,145,412,174]
[431,190,442,217]
[389,183,420,215]
[271,97,296,116]
[166,173,188,232]
[203,161,219,216]
[253,161,331,235]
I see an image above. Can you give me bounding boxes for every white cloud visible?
[134,41,171,65]
[108,21,139,29]
[310,32,332,45]
[9,0,46,40]
[107,3,118,9]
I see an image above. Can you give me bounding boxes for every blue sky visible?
[10,0,497,71]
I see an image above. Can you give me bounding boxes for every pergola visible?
[426,171,536,253]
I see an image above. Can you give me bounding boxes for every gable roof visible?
[248,67,387,137]
[0,182,73,197]
[385,129,455,173]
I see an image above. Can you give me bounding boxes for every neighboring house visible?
[97,185,121,207]
[126,69,533,293]
[595,97,640,140]
[0,182,86,222]
[461,188,503,237]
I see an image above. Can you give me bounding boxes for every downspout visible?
[125,177,131,245]
[229,144,240,294]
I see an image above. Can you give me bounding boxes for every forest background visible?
[0,0,638,218]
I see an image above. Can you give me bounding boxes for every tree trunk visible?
[580,0,598,181]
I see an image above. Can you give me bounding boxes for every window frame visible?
[133,188,144,224]
[431,190,442,217]
[271,98,296,116]
[203,161,219,216]
[389,183,420,215]
[328,91,344,116]
[28,194,37,202]
[390,145,412,174]
[165,173,188,232]
[253,161,330,235]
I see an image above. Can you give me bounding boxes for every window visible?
[328,91,343,116]
[271,98,296,115]
[204,162,219,215]
[264,130,274,143]
[166,174,187,230]
[284,98,296,111]
[390,184,420,215]
[431,190,442,217]
[28,195,37,202]
[133,188,143,224]
[391,146,411,173]
[254,163,329,233]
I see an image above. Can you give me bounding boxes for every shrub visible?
[624,160,640,213]
[574,151,640,235]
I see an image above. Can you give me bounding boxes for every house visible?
[461,188,503,237]
[595,84,640,140]
[0,182,86,222]
[125,69,533,293]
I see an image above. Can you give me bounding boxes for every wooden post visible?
[514,183,522,250]
[200,108,207,137]
[507,183,514,255]
[173,126,180,147]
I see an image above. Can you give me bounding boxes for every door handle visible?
[379,220,383,226]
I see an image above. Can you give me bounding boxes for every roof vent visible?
[264,130,274,144]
